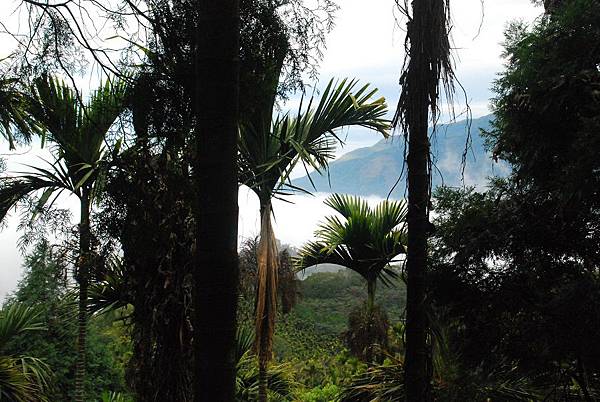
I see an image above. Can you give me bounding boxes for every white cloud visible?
[239,186,389,248]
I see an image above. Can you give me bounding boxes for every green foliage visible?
[431,185,600,398]
[291,351,366,393]
[238,270,381,395]
[0,76,42,149]
[4,242,130,400]
[297,384,341,402]
[341,319,542,402]
[423,1,600,398]
[296,194,407,291]
[486,0,600,264]
[273,309,345,362]
[0,303,51,402]
[100,390,133,402]
[295,194,406,361]
[275,270,405,346]
[238,80,390,201]
[235,327,296,401]
[340,359,404,402]
[489,0,600,188]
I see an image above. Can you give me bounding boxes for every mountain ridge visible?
[290,115,503,198]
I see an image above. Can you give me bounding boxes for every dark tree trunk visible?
[192,1,240,400]
[367,278,377,312]
[112,152,195,401]
[397,0,454,400]
[404,89,430,401]
[74,189,91,402]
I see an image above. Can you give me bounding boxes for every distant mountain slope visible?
[291,115,505,198]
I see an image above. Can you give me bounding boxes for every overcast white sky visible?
[0,0,542,300]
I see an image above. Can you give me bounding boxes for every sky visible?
[0,0,542,300]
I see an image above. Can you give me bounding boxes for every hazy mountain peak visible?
[291,115,502,198]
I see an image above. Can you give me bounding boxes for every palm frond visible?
[0,157,78,222]
[0,356,49,402]
[0,78,43,149]
[80,76,128,162]
[0,304,45,351]
[31,74,128,192]
[235,326,255,364]
[100,390,131,402]
[88,256,130,315]
[295,241,340,271]
[236,353,294,401]
[239,78,390,198]
[233,326,295,401]
[295,193,407,283]
[325,193,371,220]
[31,74,81,152]
[340,360,405,402]
[0,304,50,401]
[0,177,57,222]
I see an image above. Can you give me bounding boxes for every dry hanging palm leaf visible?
[254,204,279,401]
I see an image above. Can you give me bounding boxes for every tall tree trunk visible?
[74,189,91,402]
[395,1,454,400]
[256,199,279,402]
[404,87,430,401]
[193,1,240,400]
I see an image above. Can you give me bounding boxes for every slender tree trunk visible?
[256,199,279,402]
[193,1,240,400]
[367,279,376,312]
[74,189,91,402]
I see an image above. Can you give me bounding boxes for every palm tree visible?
[296,194,407,363]
[394,0,455,398]
[0,77,42,149]
[0,303,52,402]
[296,193,407,313]
[239,78,390,400]
[0,74,128,402]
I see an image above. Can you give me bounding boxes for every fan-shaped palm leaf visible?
[340,355,541,402]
